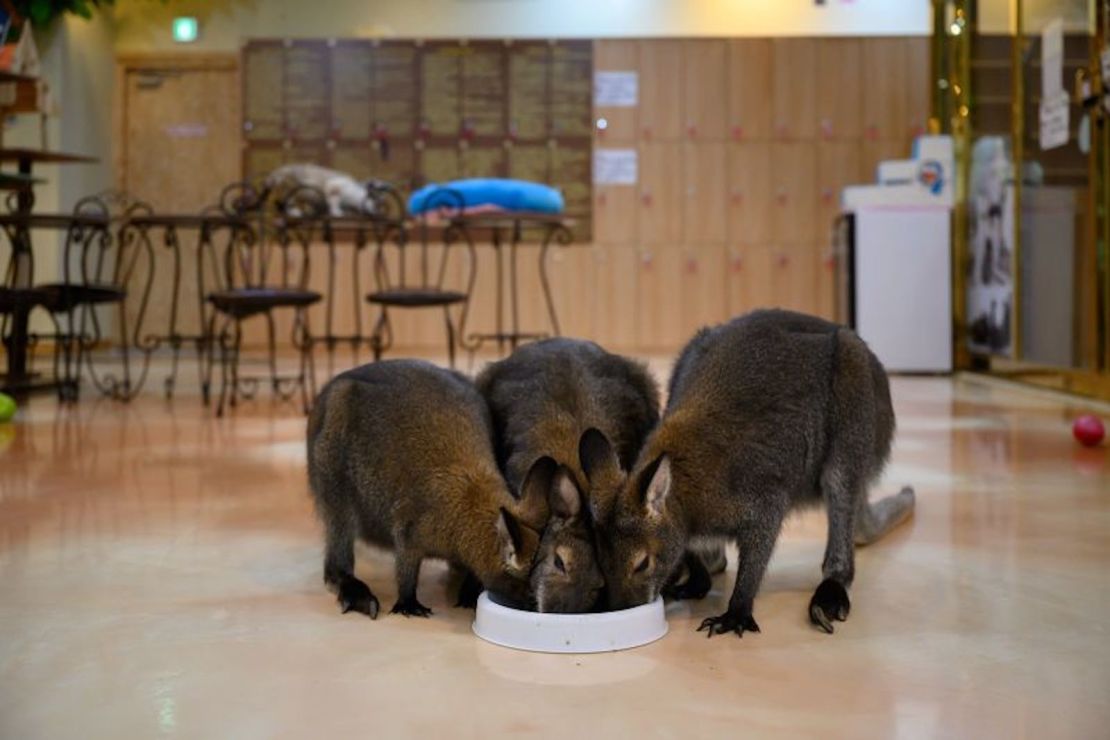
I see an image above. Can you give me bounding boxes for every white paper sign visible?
[594,71,638,107]
[1039,91,1070,150]
[594,148,638,185]
[1042,18,1064,99]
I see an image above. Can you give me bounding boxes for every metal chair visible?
[366,186,475,367]
[203,180,323,416]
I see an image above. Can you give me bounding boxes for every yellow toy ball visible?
[0,392,16,423]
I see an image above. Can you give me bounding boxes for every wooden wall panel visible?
[906,37,932,140]
[727,243,776,315]
[591,245,639,348]
[862,38,909,142]
[594,40,639,143]
[728,39,773,141]
[683,141,728,244]
[683,40,728,141]
[639,40,683,141]
[639,141,684,247]
[771,39,818,140]
[771,141,818,243]
[728,142,773,243]
[816,39,862,140]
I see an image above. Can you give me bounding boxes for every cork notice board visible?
[242,39,593,238]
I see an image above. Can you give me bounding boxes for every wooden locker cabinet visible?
[771,141,818,244]
[727,142,773,244]
[594,183,640,245]
[765,243,818,316]
[771,39,818,140]
[726,243,776,315]
[816,39,862,140]
[591,245,639,349]
[683,40,728,141]
[638,141,684,247]
[683,141,728,244]
[638,40,683,141]
[728,39,773,142]
[593,40,639,143]
[862,38,909,142]
[817,140,862,250]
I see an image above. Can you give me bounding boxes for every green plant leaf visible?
[29,0,52,26]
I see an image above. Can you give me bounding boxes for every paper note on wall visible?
[1039,91,1069,150]
[594,148,638,185]
[594,71,638,107]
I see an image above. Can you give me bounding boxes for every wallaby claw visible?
[808,579,850,634]
[697,611,760,638]
[391,597,433,618]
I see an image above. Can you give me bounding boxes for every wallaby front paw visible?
[663,578,711,601]
[808,578,850,634]
[697,610,760,638]
[337,580,380,619]
[455,590,479,609]
[391,596,433,618]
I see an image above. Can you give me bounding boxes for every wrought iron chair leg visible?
[229,319,242,409]
[300,310,316,415]
[215,316,230,417]
[444,307,457,369]
[201,314,217,407]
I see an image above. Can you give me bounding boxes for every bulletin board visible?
[241,39,593,238]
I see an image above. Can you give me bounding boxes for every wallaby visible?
[586,309,915,635]
[307,359,553,618]
[477,338,724,611]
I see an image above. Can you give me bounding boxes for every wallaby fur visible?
[589,309,915,635]
[307,360,553,619]
[476,338,658,612]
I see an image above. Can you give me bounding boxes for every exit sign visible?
[172,17,199,44]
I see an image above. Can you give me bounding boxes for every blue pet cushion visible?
[408,178,564,215]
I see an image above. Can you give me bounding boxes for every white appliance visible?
[837,136,953,373]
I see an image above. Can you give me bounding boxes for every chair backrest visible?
[66,191,154,290]
[371,185,472,296]
[208,179,328,292]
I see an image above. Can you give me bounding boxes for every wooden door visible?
[119,55,241,341]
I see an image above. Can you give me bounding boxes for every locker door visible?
[639,141,684,247]
[862,38,909,143]
[777,243,819,317]
[817,142,861,320]
[639,40,683,141]
[594,40,639,143]
[683,40,728,141]
[680,246,729,336]
[816,39,862,140]
[592,244,639,349]
[771,141,818,244]
[771,39,818,140]
[635,248,684,350]
[683,141,728,244]
[728,39,772,142]
[728,142,773,244]
[727,243,777,315]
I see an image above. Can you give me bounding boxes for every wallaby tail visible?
[854,486,915,546]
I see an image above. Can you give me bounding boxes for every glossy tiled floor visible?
[1,363,1108,738]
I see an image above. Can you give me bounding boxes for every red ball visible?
[1072,415,1105,447]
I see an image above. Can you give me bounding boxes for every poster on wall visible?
[967,136,1015,357]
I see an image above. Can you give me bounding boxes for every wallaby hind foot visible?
[855,486,915,546]
[327,572,380,619]
[808,579,850,634]
[391,595,433,618]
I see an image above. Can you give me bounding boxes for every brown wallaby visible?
[587,309,915,635]
[477,338,724,612]
[307,360,553,619]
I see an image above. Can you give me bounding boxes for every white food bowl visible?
[472,592,667,654]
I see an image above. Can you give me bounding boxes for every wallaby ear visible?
[639,455,672,518]
[518,456,557,529]
[550,467,583,520]
[579,427,620,481]
[496,506,526,570]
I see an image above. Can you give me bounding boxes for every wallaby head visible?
[529,466,605,613]
[482,455,557,608]
[580,428,686,610]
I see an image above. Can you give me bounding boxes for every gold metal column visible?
[948,0,973,370]
[1011,0,1025,361]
